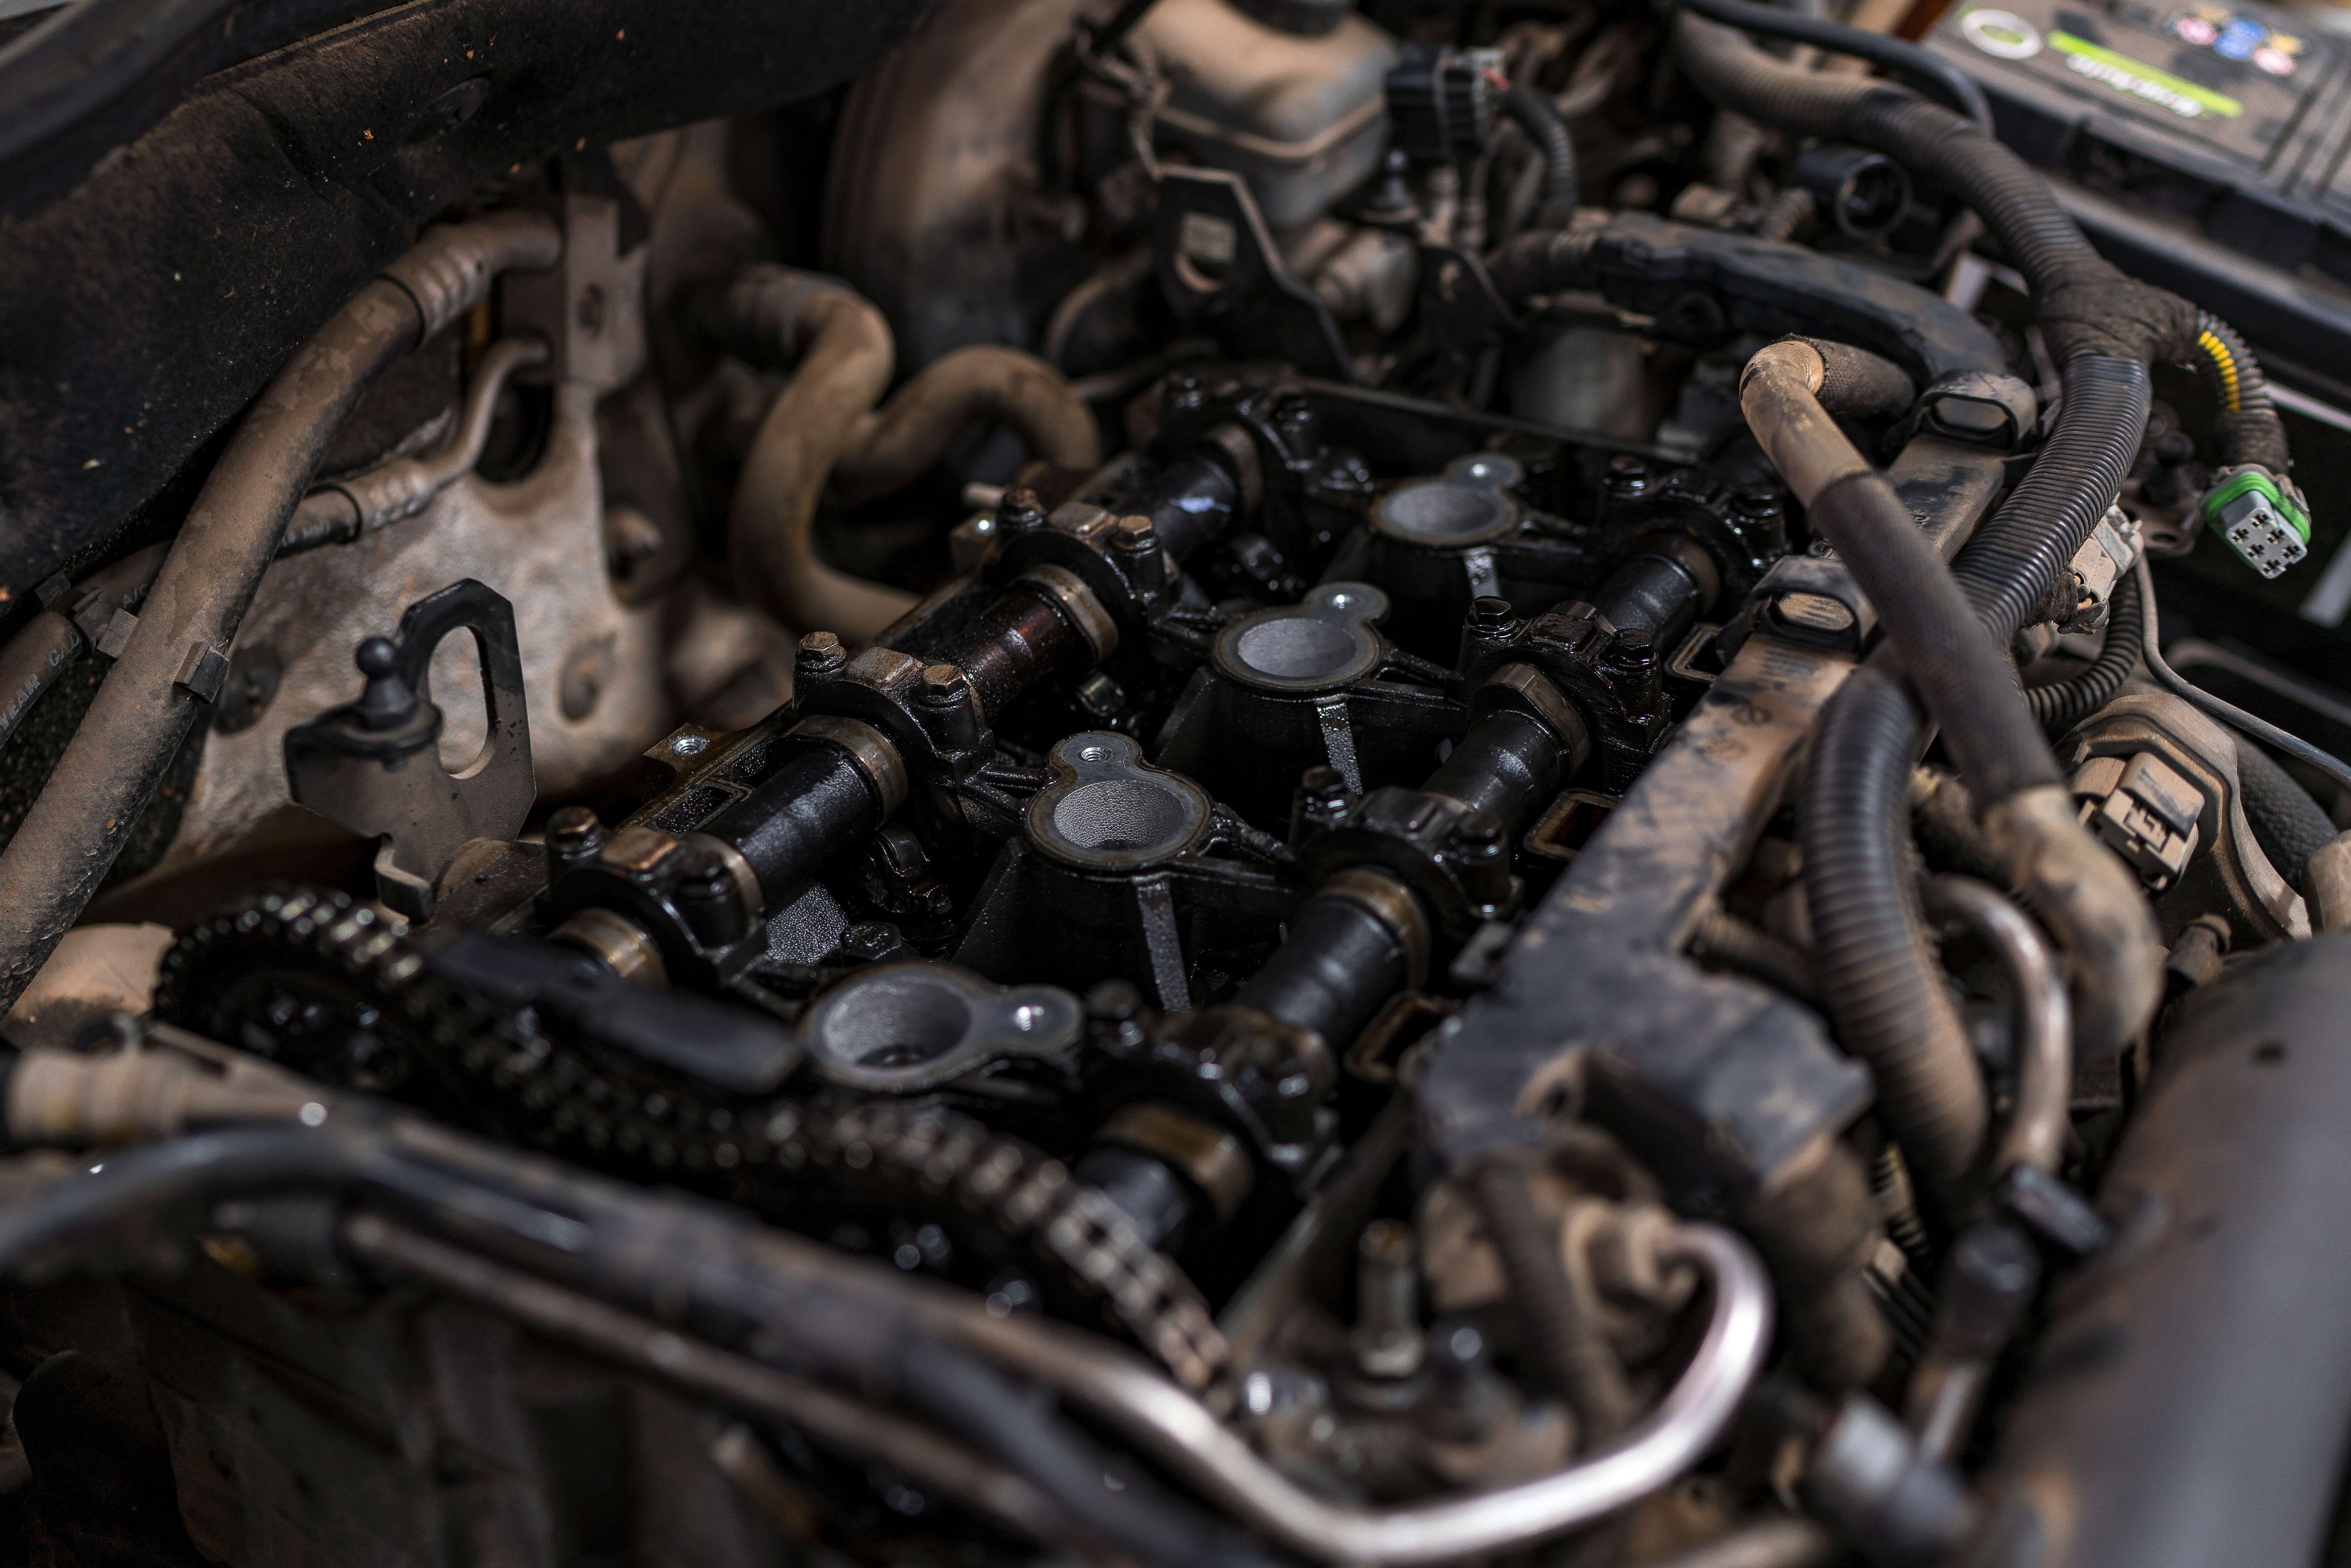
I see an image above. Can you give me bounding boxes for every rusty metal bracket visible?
[284,579,536,920]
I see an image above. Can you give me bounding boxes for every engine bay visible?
[3,0,2351,1563]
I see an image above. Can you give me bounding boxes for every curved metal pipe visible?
[1924,876,2070,1180]
[0,1099,1764,1567]
[0,209,561,1013]
[276,335,552,556]
[957,1222,1772,1566]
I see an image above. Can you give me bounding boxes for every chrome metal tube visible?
[1925,876,2071,1178]
[954,1222,1772,1566]
[278,334,552,554]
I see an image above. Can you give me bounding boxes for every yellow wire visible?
[2198,329,2243,414]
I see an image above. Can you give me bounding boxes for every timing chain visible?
[155,886,1228,1391]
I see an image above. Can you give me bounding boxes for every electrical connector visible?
[2204,466,2310,580]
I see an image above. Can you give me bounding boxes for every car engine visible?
[4,0,2351,1563]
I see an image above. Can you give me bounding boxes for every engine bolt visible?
[676,845,750,947]
[1467,595,1515,632]
[1292,765,1351,844]
[920,663,967,704]
[918,663,982,750]
[840,922,907,964]
[1605,453,1650,498]
[546,805,606,872]
[1352,1219,1426,1380]
[796,630,847,682]
[998,487,1047,534]
[1113,516,1158,554]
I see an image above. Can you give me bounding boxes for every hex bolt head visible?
[1292,765,1352,845]
[840,922,907,964]
[1300,765,1349,807]
[675,844,751,947]
[1453,811,1503,854]
[998,487,1047,534]
[1113,516,1159,554]
[796,630,847,682]
[1467,595,1516,632]
[920,663,967,705]
[546,805,607,872]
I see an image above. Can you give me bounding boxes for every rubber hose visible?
[0,542,169,756]
[1467,1159,1638,1443]
[717,266,910,642]
[831,345,1104,506]
[2235,741,2338,892]
[1809,466,2061,800]
[1801,665,1989,1196]
[1838,88,2100,289]
[1691,909,1819,1005]
[1676,0,1994,131]
[1954,357,2151,651]
[0,612,77,759]
[2025,566,2143,732]
[0,210,560,1014]
[1670,14,1877,139]
[0,1127,376,1280]
[1501,83,1580,230]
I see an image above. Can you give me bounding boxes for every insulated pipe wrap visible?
[1802,667,1989,1194]
[1952,358,2151,648]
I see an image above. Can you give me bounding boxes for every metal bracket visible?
[284,579,536,920]
[1155,167,1356,383]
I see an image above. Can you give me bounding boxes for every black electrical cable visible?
[2135,556,2351,797]
[1674,0,1994,133]
[1500,82,1580,228]
[2025,565,2143,733]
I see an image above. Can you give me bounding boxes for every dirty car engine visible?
[5,0,2351,1562]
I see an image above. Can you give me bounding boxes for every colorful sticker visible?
[2170,6,2302,74]
[2049,30,2246,116]
[2216,16,2266,58]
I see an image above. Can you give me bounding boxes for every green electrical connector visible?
[2203,466,2310,580]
